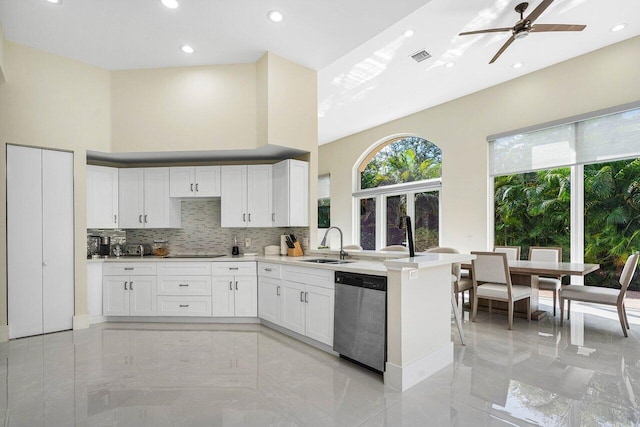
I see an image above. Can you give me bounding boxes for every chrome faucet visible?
[321,226,347,260]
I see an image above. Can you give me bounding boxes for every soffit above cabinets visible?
[87,145,308,165]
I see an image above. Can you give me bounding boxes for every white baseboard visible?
[0,325,9,342]
[73,314,91,330]
[90,315,107,325]
[104,316,261,324]
[384,343,453,392]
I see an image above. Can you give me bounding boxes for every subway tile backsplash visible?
[90,199,309,255]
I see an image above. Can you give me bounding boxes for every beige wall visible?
[319,36,640,253]
[111,63,258,152]
[0,42,112,325]
[0,23,6,83]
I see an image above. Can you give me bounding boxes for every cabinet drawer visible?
[157,276,212,295]
[157,262,212,276]
[212,262,257,276]
[103,262,156,276]
[257,262,281,279]
[157,296,212,316]
[282,265,334,289]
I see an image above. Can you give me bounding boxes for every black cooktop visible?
[164,254,226,258]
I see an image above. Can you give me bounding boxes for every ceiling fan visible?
[459,0,586,64]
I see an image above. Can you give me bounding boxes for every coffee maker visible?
[98,236,111,256]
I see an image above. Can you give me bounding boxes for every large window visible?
[354,136,441,251]
[491,105,640,289]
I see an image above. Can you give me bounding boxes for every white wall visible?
[319,36,640,252]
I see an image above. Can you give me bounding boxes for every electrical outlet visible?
[409,269,418,280]
[244,237,251,247]
[302,238,309,247]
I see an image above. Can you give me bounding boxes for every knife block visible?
[287,242,304,257]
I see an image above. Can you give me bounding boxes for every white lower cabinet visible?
[257,276,281,325]
[212,275,257,317]
[157,262,213,316]
[103,275,157,316]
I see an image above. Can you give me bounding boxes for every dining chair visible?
[494,245,521,260]
[471,251,531,330]
[529,246,563,316]
[424,246,465,344]
[343,244,363,250]
[560,252,638,337]
[380,245,409,252]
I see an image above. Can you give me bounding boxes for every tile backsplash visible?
[89,199,309,255]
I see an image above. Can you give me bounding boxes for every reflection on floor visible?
[0,299,638,426]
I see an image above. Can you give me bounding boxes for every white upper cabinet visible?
[272,159,309,227]
[169,166,220,198]
[119,168,181,229]
[86,165,119,229]
[220,165,272,228]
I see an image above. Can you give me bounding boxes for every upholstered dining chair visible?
[471,251,532,330]
[560,252,639,337]
[494,245,521,261]
[343,244,363,250]
[380,245,409,252]
[529,246,563,316]
[425,247,465,344]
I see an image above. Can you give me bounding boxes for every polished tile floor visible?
[1,298,639,426]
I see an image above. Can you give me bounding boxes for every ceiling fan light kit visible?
[458,0,586,64]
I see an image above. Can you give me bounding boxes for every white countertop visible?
[384,253,475,270]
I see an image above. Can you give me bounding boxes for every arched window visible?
[354,135,442,251]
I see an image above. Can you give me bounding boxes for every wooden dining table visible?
[462,260,600,320]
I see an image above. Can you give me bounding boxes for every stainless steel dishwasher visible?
[333,271,387,373]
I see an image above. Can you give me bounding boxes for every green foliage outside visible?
[361,136,442,189]
[495,158,640,290]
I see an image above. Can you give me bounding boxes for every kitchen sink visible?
[300,258,354,264]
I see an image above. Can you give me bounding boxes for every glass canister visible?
[153,239,169,257]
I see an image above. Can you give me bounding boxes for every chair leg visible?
[472,293,478,322]
[527,297,531,322]
[617,303,629,337]
[622,303,630,329]
[508,301,513,330]
[451,287,465,345]
[552,289,557,317]
[568,300,571,320]
[560,297,564,326]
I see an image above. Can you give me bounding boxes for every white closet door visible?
[42,149,74,334]
[7,145,44,339]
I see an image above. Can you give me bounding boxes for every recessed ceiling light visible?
[180,45,195,54]
[267,10,284,23]
[161,0,179,9]
[45,0,62,4]
[445,62,455,68]
[512,62,524,69]
[403,30,415,38]
[610,23,626,32]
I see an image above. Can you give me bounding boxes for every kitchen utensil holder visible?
[287,242,304,257]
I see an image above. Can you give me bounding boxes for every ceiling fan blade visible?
[489,35,516,64]
[459,27,512,36]
[525,0,554,24]
[531,23,586,32]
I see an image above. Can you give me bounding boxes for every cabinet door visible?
[280,281,306,335]
[87,165,119,228]
[169,167,195,198]
[220,165,247,227]
[234,276,257,317]
[305,285,334,346]
[212,276,235,316]
[195,166,221,197]
[118,168,144,228]
[289,160,309,226]
[258,277,281,325]
[103,276,130,316]
[271,161,288,227]
[144,167,176,228]
[246,165,272,227]
[129,276,157,316]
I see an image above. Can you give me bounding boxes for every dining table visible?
[462,260,600,320]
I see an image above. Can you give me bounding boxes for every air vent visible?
[410,50,431,63]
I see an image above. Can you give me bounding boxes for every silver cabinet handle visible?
[229,281,233,291]
[179,304,189,308]
[144,214,148,223]
[42,262,48,267]
[276,285,280,296]
[229,267,239,271]
[130,281,134,290]
[272,213,275,222]
[305,292,309,303]
[179,284,189,287]
[139,214,143,223]
[124,267,134,271]
[124,281,128,290]
[243,213,246,222]
[235,281,238,290]
[190,183,194,192]
[114,214,117,223]
[264,268,272,272]
[248,213,251,222]
[196,183,199,192]
[300,291,304,302]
